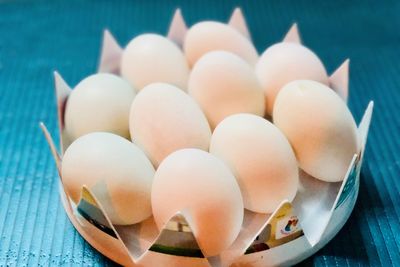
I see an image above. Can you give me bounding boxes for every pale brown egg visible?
[273,80,360,182]
[151,148,244,257]
[210,114,298,213]
[121,34,189,90]
[189,51,265,129]
[64,73,135,140]
[129,83,211,167]
[256,42,329,115]
[62,132,155,225]
[184,21,258,67]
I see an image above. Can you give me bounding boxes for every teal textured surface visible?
[0,0,399,266]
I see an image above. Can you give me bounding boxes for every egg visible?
[273,80,360,182]
[189,51,265,129]
[64,73,135,141]
[255,42,329,115]
[61,132,155,225]
[151,148,244,257]
[129,83,211,167]
[120,34,189,90]
[210,114,298,213]
[184,21,258,67]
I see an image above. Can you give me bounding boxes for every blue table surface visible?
[0,0,399,266]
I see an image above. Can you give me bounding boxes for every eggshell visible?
[273,80,360,182]
[255,42,329,115]
[189,51,265,129]
[210,114,298,213]
[64,73,135,141]
[121,34,189,90]
[184,21,258,67]
[129,83,211,167]
[61,132,155,225]
[151,148,244,257]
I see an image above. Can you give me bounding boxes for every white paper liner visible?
[38,8,374,266]
[40,69,373,265]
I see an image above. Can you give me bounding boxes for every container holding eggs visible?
[40,8,373,267]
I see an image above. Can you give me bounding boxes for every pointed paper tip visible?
[329,59,350,102]
[53,70,72,154]
[98,29,123,74]
[53,71,72,93]
[42,120,75,216]
[39,122,62,174]
[103,28,112,41]
[367,101,374,114]
[361,101,374,127]
[358,101,374,150]
[103,29,122,50]
[283,23,301,44]
[331,154,358,210]
[228,7,251,39]
[53,70,61,80]
[167,8,188,47]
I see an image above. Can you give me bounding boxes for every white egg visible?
[64,73,135,140]
[62,132,155,225]
[255,42,329,115]
[273,80,360,182]
[189,51,265,129]
[210,114,298,213]
[121,34,189,90]
[151,148,244,257]
[184,21,258,67]
[129,83,211,167]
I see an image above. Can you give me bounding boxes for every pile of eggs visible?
[61,20,359,257]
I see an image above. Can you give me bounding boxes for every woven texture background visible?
[0,0,399,266]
